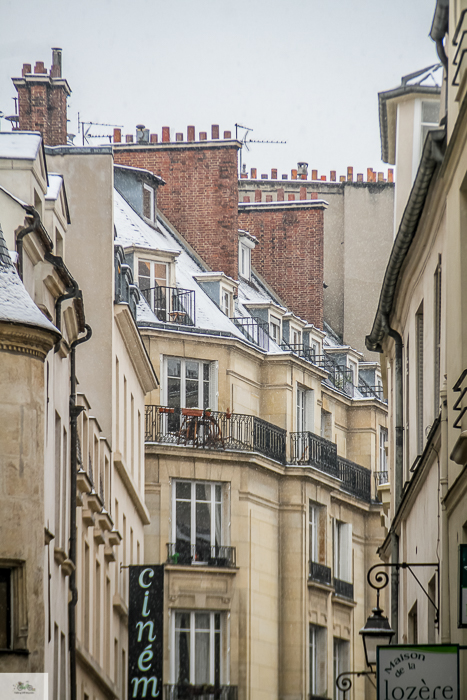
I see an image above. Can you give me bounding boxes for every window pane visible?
[167,359,181,378]
[186,381,199,408]
[154,263,167,287]
[215,485,222,503]
[168,377,181,408]
[195,629,210,684]
[138,260,151,276]
[176,482,191,499]
[195,612,210,630]
[196,501,211,560]
[176,500,191,562]
[204,364,210,381]
[0,570,10,649]
[196,483,210,501]
[186,362,199,380]
[422,100,439,124]
[175,628,190,684]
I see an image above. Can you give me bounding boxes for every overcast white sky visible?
[0,0,438,179]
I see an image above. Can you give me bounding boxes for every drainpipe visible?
[68,324,92,700]
[382,315,403,641]
[16,207,42,280]
[45,251,81,334]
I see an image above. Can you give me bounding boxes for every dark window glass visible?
[0,569,11,649]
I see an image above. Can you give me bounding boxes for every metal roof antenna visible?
[235,123,286,177]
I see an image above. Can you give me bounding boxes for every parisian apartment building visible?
[0,48,403,700]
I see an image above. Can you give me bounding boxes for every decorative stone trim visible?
[0,322,58,360]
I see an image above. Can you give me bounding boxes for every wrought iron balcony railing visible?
[166,543,236,568]
[309,561,332,586]
[145,406,286,464]
[358,375,387,402]
[141,285,195,326]
[375,470,389,486]
[333,578,354,600]
[230,316,269,351]
[290,432,372,502]
[164,685,238,700]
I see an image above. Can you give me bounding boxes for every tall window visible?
[172,481,222,563]
[434,259,442,417]
[221,289,230,317]
[333,520,352,583]
[239,242,251,280]
[379,427,388,477]
[420,100,440,156]
[416,304,424,454]
[143,184,155,221]
[309,501,326,565]
[333,638,349,700]
[0,568,11,649]
[309,625,327,697]
[138,259,168,318]
[173,612,221,686]
[166,358,212,410]
[269,315,281,344]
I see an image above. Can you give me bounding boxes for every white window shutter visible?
[210,361,219,410]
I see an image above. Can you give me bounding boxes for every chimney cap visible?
[136,124,146,130]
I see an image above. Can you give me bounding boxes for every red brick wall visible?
[238,206,324,329]
[113,144,240,279]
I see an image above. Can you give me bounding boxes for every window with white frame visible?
[165,357,216,411]
[0,563,27,651]
[172,480,223,563]
[379,427,388,476]
[420,100,440,156]
[291,328,301,346]
[333,638,349,700]
[309,501,326,565]
[297,386,314,433]
[138,259,168,319]
[332,520,352,583]
[220,288,231,317]
[143,184,155,222]
[309,624,327,697]
[269,315,281,344]
[348,359,358,387]
[172,611,222,687]
[239,242,251,280]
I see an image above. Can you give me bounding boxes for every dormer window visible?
[143,184,155,222]
[291,328,301,346]
[221,288,231,316]
[270,315,281,343]
[138,259,167,292]
[239,242,251,280]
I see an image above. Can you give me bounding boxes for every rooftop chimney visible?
[297,162,308,178]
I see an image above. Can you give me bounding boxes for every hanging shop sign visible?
[128,565,164,699]
[458,544,467,628]
[377,645,459,700]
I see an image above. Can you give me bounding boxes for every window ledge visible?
[0,648,30,655]
[331,594,356,608]
[307,580,334,594]
[165,563,238,574]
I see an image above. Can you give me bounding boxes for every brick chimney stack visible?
[12,48,71,146]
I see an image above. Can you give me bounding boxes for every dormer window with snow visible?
[193,272,238,318]
[221,287,231,317]
[269,315,281,344]
[238,230,256,282]
[143,184,155,222]
[138,259,168,295]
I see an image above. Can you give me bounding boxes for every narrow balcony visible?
[230,316,269,351]
[166,543,236,568]
[145,406,286,464]
[141,285,195,326]
[164,685,238,700]
[309,561,332,586]
[374,470,389,486]
[291,432,372,502]
[333,578,354,600]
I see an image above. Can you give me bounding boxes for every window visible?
[320,410,332,441]
[309,625,327,697]
[221,289,230,317]
[172,481,223,564]
[309,501,326,565]
[416,304,424,454]
[348,359,358,386]
[333,520,352,584]
[138,259,168,318]
[408,601,418,644]
[172,611,221,687]
[379,427,388,476]
[420,100,440,156]
[165,358,214,411]
[0,568,11,649]
[333,638,349,700]
[0,563,27,651]
[143,184,155,221]
[291,328,301,346]
[239,242,251,280]
[269,315,281,344]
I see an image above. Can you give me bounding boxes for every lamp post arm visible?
[367,562,440,622]
[336,671,376,699]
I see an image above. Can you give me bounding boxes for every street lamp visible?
[359,603,395,668]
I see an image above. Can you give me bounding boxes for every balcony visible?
[145,406,286,464]
[141,285,195,326]
[231,316,269,351]
[291,432,372,502]
[166,543,236,568]
[374,470,389,486]
[164,685,237,700]
[333,578,354,600]
[309,561,332,586]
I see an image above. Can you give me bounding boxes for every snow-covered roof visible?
[0,225,59,334]
[46,174,63,201]
[0,132,42,160]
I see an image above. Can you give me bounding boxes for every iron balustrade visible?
[230,316,270,351]
[145,406,286,464]
[291,433,372,502]
[290,431,339,477]
[166,543,236,568]
[309,561,332,586]
[358,376,386,402]
[333,578,354,600]
[280,342,317,363]
[141,285,195,326]
[164,686,238,700]
[337,456,372,502]
[374,470,389,486]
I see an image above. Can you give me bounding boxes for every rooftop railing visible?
[231,316,270,351]
[290,432,372,502]
[145,406,286,464]
[141,285,195,326]
[358,375,387,402]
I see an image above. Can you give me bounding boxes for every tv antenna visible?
[78,113,123,145]
[235,123,286,176]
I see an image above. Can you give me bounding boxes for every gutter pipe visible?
[68,324,92,700]
[430,0,449,70]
